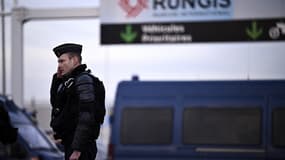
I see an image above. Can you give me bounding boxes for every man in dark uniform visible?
[0,103,18,144]
[50,43,105,160]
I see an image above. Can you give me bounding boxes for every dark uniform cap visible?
[53,43,82,57]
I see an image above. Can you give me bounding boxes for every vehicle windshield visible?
[15,124,54,150]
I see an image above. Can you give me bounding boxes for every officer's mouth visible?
[58,69,64,75]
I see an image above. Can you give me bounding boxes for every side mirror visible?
[109,114,114,124]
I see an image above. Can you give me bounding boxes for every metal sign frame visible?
[11,7,99,106]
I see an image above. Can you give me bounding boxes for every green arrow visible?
[246,21,263,40]
[120,25,137,43]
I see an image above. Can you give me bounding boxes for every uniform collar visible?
[63,64,87,80]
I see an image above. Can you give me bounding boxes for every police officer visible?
[50,43,105,160]
[0,104,17,144]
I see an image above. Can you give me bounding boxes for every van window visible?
[121,107,173,145]
[183,107,261,145]
[272,108,285,147]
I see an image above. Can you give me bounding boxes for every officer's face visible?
[57,53,76,77]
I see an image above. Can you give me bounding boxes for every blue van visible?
[108,80,285,160]
[0,95,64,160]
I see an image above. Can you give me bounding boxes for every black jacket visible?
[0,104,18,144]
[50,64,105,151]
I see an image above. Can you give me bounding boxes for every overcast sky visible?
[1,0,285,107]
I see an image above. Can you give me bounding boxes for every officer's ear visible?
[71,55,80,66]
[71,57,74,64]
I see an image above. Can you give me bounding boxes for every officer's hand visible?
[69,150,81,160]
[54,139,62,144]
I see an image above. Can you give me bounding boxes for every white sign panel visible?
[100,0,284,23]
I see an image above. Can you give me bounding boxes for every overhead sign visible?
[100,0,285,44]
[101,19,285,44]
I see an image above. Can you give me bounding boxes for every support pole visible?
[11,7,25,106]
[1,0,5,95]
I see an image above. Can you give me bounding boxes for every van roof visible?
[116,80,285,98]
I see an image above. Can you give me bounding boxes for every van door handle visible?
[195,147,265,153]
